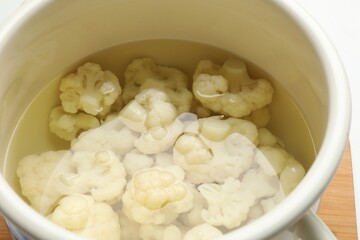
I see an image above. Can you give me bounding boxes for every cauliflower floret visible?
[120,88,177,132]
[123,149,154,177]
[71,115,138,156]
[192,58,273,118]
[199,116,259,144]
[48,194,121,240]
[59,62,122,116]
[49,106,100,141]
[280,159,306,194]
[256,146,305,194]
[183,223,222,240]
[119,89,183,154]
[122,58,193,114]
[139,223,183,240]
[122,166,193,225]
[241,168,280,199]
[255,146,291,176]
[198,177,256,229]
[16,150,75,214]
[63,150,127,203]
[173,132,255,184]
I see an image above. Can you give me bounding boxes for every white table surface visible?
[1,0,359,235]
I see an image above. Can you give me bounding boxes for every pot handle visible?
[293,211,337,239]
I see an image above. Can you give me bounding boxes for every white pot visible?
[0,0,351,239]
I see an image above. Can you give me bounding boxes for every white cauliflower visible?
[48,194,121,240]
[241,168,280,199]
[119,89,183,154]
[71,115,138,156]
[16,150,75,214]
[122,58,193,114]
[192,58,273,118]
[123,149,154,177]
[59,62,122,116]
[256,146,305,194]
[17,149,127,213]
[139,223,183,240]
[25,150,127,206]
[173,132,255,184]
[183,223,222,240]
[199,116,259,144]
[255,146,291,176]
[49,106,100,141]
[198,177,256,229]
[122,166,193,225]
[63,150,127,203]
[280,159,306,194]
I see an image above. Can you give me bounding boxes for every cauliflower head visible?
[199,116,259,144]
[255,146,305,194]
[122,166,193,225]
[122,58,193,114]
[192,58,273,118]
[59,62,122,116]
[71,115,138,156]
[48,194,121,240]
[173,130,255,184]
[241,168,280,199]
[16,150,75,214]
[198,177,256,229]
[64,150,127,203]
[119,88,183,154]
[49,106,100,141]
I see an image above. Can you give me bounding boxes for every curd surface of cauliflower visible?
[122,166,193,225]
[17,150,74,214]
[49,106,100,141]
[192,58,273,118]
[198,177,256,229]
[119,88,183,154]
[65,150,127,203]
[59,62,122,116]
[48,194,121,240]
[173,130,255,184]
[122,58,193,114]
